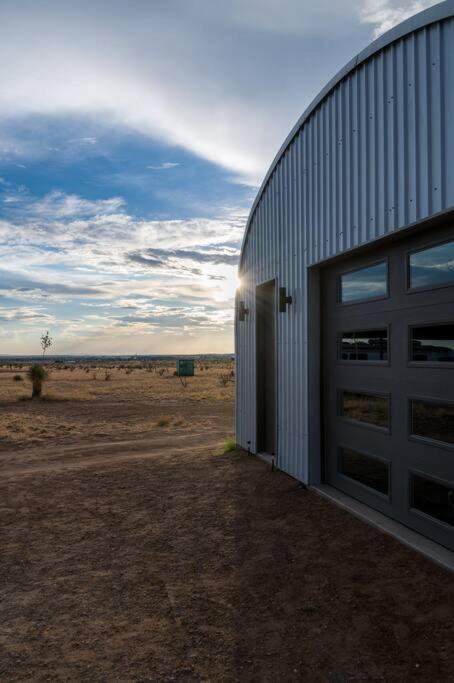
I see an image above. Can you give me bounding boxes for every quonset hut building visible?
[235,1,454,551]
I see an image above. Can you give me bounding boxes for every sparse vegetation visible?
[0,358,235,444]
[13,374,23,382]
[219,372,234,387]
[27,364,49,399]
[155,414,188,429]
[223,435,236,452]
[41,330,53,358]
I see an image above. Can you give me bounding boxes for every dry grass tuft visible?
[155,414,189,429]
[156,415,171,427]
[223,435,236,453]
[0,413,81,443]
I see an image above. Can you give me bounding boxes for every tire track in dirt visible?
[0,431,225,478]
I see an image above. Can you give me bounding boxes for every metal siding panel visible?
[352,72,360,245]
[368,57,377,239]
[376,51,386,236]
[236,15,453,481]
[417,28,430,217]
[329,90,335,257]
[408,31,418,224]
[429,22,443,213]
[444,19,454,205]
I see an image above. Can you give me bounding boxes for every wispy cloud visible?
[68,136,97,145]
[360,0,439,38]
[1,0,427,185]
[27,191,125,219]
[0,305,55,324]
[127,246,239,274]
[146,162,179,170]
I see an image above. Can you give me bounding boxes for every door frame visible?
[255,278,278,461]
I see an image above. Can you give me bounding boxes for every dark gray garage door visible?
[322,222,454,550]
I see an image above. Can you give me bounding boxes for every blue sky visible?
[0,0,439,354]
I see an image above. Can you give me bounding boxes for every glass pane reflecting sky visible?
[410,240,454,289]
[340,261,387,303]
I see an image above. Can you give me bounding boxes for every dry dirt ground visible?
[1,363,453,681]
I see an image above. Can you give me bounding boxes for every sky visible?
[0,0,440,355]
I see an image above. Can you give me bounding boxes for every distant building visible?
[236,2,454,552]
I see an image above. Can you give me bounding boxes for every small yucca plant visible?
[27,364,49,398]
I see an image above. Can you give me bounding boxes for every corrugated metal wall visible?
[236,13,454,483]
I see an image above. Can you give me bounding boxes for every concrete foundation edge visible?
[313,484,454,573]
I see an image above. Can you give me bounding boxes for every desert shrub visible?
[27,364,49,398]
[219,372,234,387]
[156,415,171,427]
[13,374,23,382]
[223,436,236,453]
[104,371,111,381]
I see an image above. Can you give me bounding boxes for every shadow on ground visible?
[1,447,453,681]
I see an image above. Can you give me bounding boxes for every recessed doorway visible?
[256,280,276,456]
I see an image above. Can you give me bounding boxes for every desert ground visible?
[1,360,453,681]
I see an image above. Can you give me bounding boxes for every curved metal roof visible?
[239,0,454,270]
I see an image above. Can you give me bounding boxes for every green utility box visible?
[176,358,194,377]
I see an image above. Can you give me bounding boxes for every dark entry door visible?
[256,280,276,455]
[323,221,454,550]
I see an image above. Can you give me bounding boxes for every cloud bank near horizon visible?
[0,186,246,354]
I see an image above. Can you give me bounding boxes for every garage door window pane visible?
[411,475,454,527]
[409,240,454,289]
[340,448,389,494]
[410,324,454,362]
[411,400,454,446]
[339,329,388,361]
[340,391,389,428]
[340,261,388,303]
